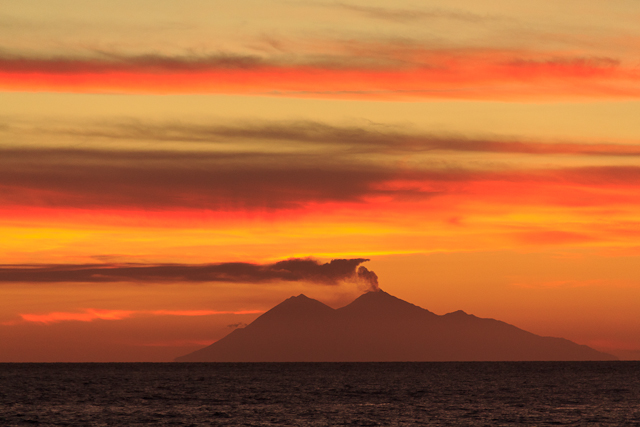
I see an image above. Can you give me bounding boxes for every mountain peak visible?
[359,289,391,298]
[248,293,334,329]
[286,291,413,311]
[339,288,433,316]
[447,309,468,315]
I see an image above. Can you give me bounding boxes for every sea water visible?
[0,362,639,425]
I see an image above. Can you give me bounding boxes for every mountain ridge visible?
[175,290,616,362]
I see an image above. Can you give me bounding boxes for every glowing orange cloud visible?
[1,49,638,99]
[13,309,264,325]
[20,309,134,324]
[149,310,262,317]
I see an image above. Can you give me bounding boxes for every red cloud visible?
[1,48,638,99]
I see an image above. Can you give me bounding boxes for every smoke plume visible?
[357,266,380,292]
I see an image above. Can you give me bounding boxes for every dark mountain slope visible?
[175,290,616,362]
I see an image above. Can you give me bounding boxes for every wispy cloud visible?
[328,3,498,23]
[511,230,596,246]
[22,119,640,156]
[5,308,263,325]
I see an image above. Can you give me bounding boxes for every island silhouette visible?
[176,290,615,362]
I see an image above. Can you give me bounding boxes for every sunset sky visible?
[2,0,640,361]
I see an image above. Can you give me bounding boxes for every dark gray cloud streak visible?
[0,50,406,73]
[0,53,266,73]
[0,258,379,290]
[0,148,396,209]
[0,43,622,75]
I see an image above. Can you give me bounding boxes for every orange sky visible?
[1,0,640,361]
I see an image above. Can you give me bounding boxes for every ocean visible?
[1,362,639,426]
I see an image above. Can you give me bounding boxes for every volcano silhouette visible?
[175,290,615,361]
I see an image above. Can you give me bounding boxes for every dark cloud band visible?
[1,144,639,210]
[2,119,640,211]
[0,258,378,290]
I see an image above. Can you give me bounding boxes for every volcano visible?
[175,290,615,362]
